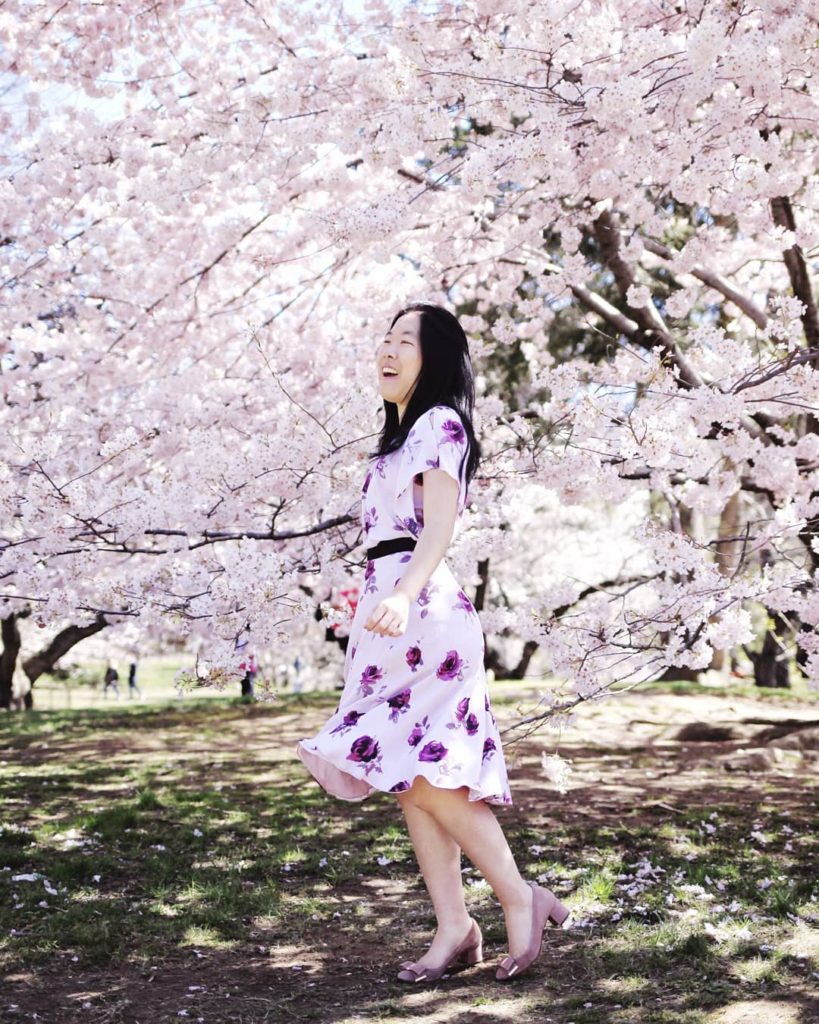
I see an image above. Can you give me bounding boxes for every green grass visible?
[616,674,819,703]
[1,686,817,1023]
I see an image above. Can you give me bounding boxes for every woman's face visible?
[376,311,423,415]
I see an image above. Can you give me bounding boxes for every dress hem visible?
[296,740,512,807]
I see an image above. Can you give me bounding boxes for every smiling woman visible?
[377,312,423,412]
[296,303,570,985]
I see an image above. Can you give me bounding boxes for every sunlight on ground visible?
[705,1000,801,1023]
[781,925,819,971]
[180,925,237,950]
[2,687,817,1022]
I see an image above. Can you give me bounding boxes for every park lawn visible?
[27,654,221,712]
[0,684,817,1024]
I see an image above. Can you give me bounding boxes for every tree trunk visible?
[710,488,744,672]
[748,610,791,689]
[0,613,23,710]
[485,639,538,680]
[474,558,489,613]
[474,558,539,677]
[657,664,702,683]
[2,613,109,711]
[476,558,495,671]
[23,614,109,685]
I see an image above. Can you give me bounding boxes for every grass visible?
[617,672,819,702]
[1,684,818,1024]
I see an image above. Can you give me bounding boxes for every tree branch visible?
[770,195,819,350]
[592,208,705,388]
[641,236,768,329]
[23,613,109,684]
[570,282,640,336]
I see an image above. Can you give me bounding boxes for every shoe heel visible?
[461,941,483,965]
[548,896,571,927]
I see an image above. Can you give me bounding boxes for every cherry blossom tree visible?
[1,1,817,714]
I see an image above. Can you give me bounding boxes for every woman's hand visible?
[364,591,411,637]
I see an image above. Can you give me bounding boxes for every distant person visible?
[324,585,359,657]
[127,662,142,700]
[102,664,120,699]
[240,651,257,700]
[292,654,304,693]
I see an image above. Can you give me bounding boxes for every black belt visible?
[366,537,417,561]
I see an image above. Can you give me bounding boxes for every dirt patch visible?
[705,1000,803,1024]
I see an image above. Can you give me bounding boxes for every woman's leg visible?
[398,798,473,965]
[399,777,534,959]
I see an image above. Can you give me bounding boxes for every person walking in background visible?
[291,654,304,693]
[234,625,257,701]
[297,304,570,984]
[240,650,257,700]
[127,661,142,700]
[323,583,360,657]
[102,663,120,699]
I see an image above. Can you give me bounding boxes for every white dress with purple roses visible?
[296,405,512,806]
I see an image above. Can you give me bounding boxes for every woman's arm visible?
[363,469,460,637]
[395,469,459,604]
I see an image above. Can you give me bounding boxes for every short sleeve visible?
[394,405,469,511]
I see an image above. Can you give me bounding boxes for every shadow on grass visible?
[1,691,817,1023]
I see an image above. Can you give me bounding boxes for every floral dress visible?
[296,405,512,806]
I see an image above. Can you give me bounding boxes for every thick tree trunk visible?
[747,610,791,689]
[476,558,495,671]
[795,620,811,677]
[474,558,489,613]
[474,558,540,678]
[0,613,24,710]
[710,488,744,672]
[485,639,539,680]
[23,614,109,684]
[2,613,108,711]
[750,638,790,688]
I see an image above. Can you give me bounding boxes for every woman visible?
[297,303,569,983]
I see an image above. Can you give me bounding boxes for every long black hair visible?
[372,303,481,488]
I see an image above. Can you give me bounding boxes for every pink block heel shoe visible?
[397,918,484,983]
[495,882,571,982]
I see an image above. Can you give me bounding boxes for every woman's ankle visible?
[433,913,473,936]
[499,879,532,914]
